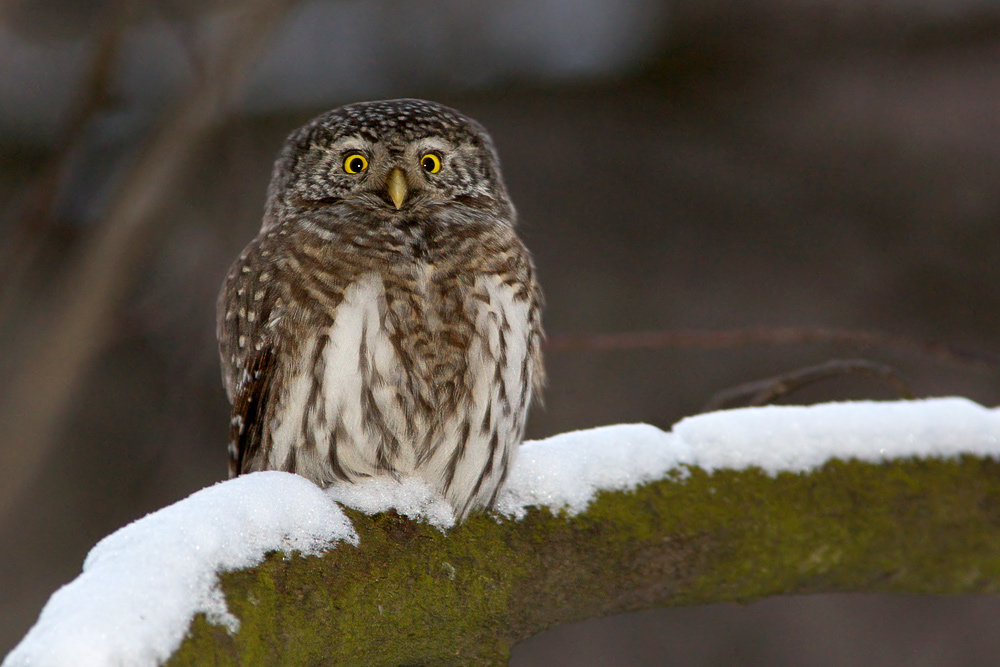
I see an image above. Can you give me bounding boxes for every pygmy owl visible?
[217,99,544,519]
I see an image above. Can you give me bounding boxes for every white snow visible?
[6,397,1000,666]
[672,396,1000,473]
[497,423,691,517]
[326,476,457,529]
[498,397,1000,518]
[3,472,355,667]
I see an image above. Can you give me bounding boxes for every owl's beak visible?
[386,168,407,210]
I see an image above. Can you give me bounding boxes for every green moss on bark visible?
[168,456,1000,666]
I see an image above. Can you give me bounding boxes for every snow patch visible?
[674,397,1000,473]
[326,476,457,529]
[498,423,690,517]
[498,397,1000,518]
[3,472,355,667]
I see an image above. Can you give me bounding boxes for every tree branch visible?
[0,0,131,325]
[702,358,914,411]
[168,455,1000,666]
[545,327,1000,373]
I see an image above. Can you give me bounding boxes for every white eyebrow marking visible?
[329,136,372,154]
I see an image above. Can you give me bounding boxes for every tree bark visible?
[167,455,1000,666]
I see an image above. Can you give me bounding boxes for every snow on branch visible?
[501,397,1000,517]
[5,398,1000,667]
[4,473,354,667]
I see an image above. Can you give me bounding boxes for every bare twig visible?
[0,0,298,521]
[0,0,131,325]
[702,358,915,412]
[150,0,208,82]
[544,327,1000,373]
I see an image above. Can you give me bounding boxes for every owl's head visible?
[263,99,514,229]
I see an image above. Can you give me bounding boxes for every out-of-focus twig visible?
[0,0,131,325]
[544,327,1000,373]
[0,0,297,521]
[702,358,914,412]
[150,0,208,82]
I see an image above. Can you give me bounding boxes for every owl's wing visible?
[228,345,277,477]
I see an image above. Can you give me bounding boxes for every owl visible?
[217,99,544,519]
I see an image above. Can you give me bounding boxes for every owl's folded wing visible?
[229,346,277,477]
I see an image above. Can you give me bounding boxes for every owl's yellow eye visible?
[343,154,368,174]
[420,153,442,174]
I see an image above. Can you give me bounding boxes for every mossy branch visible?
[168,455,1000,666]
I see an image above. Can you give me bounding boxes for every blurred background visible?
[2,0,1000,663]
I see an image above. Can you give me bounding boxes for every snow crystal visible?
[3,472,355,667]
[6,398,1000,666]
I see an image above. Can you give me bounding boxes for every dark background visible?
[2,0,1000,663]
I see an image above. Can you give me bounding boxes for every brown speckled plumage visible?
[217,99,543,518]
